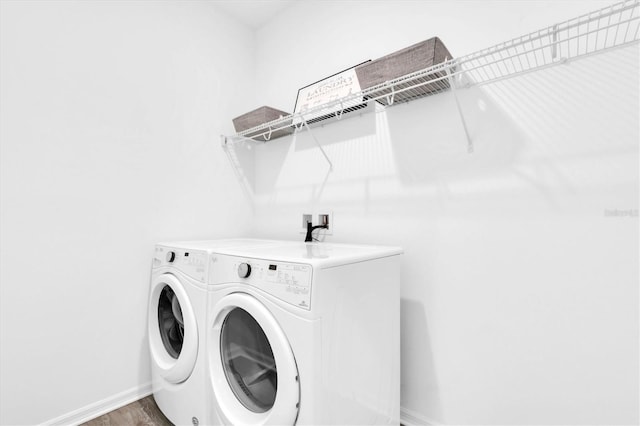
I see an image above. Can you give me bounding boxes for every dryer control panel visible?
[233,260,312,310]
[154,246,207,282]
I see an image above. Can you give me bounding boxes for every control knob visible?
[166,251,176,263]
[238,263,251,278]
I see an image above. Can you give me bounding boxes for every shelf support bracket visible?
[298,116,334,171]
[263,126,273,141]
[386,86,395,106]
[551,24,568,63]
[220,133,267,147]
[552,24,559,60]
[445,64,473,153]
[335,102,344,120]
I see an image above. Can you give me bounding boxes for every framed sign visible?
[293,60,370,125]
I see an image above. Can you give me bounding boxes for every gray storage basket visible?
[355,37,453,105]
[232,106,293,140]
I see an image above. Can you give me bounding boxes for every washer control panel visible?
[234,260,312,310]
[154,246,207,282]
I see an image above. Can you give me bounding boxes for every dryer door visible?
[148,273,198,384]
[209,293,299,425]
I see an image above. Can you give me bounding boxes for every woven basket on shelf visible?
[232,106,293,140]
[355,37,453,105]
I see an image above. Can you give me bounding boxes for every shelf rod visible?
[445,64,473,153]
[299,117,334,171]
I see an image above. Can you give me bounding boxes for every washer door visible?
[210,293,299,425]
[148,273,198,384]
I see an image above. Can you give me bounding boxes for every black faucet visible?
[304,221,328,242]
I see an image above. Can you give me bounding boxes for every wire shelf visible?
[222,0,639,146]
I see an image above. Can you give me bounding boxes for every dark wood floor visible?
[81,395,173,426]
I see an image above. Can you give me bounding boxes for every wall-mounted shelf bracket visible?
[263,127,273,141]
[445,65,473,153]
[335,102,345,120]
[297,116,334,171]
[221,133,266,147]
[551,24,570,63]
[386,87,396,106]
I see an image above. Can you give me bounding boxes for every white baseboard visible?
[401,406,440,426]
[41,388,430,426]
[41,382,152,426]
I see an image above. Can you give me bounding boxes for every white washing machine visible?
[205,242,402,425]
[148,239,279,426]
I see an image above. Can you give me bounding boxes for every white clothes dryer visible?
[205,242,402,425]
[148,239,279,426]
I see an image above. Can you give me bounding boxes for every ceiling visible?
[213,0,295,29]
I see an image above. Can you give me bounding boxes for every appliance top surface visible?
[214,240,403,268]
[156,238,281,252]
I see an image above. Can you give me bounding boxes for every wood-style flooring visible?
[81,395,404,426]
[81,395,173,426]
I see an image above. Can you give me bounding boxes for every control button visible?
[238,263,252,279]
[166,251,176,263]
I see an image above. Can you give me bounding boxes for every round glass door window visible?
[158,285,184,359]
[220,307,278,413]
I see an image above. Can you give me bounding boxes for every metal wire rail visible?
[222,0,639,160]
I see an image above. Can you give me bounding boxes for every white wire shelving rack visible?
[222,0,639,164]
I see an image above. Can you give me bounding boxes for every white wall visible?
[0,2,254,424]
[241,1,639,424]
